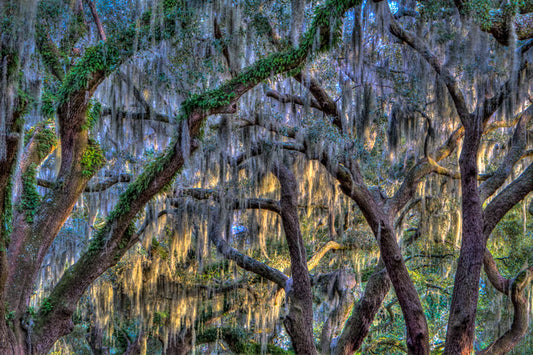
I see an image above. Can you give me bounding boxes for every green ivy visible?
[80,140,105,178]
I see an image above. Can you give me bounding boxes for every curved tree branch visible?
[478,267,533,355]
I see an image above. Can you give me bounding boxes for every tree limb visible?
[84,0,106,41]
[36,173,131,193]
[207,207,288,288]
[479,108,530,202]
[483,161,533,238]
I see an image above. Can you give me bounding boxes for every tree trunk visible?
[333,260,391,355]
[444,116,485,354]
[272,163,317,355]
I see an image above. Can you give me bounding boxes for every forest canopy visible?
[0,0,532,354]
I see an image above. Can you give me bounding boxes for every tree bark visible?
[271,162,317,355]
[333,260,391,355]
[444,115,485,355]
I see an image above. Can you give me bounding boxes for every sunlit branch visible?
[307,240,350,271]
[522,149,533,158]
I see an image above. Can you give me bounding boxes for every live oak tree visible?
[0,0,532,354]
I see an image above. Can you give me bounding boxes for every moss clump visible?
[0,48,19,78]
[20,163,40,223]
[15,88,34,118]
[34,127,57,161]
[24,120,58,161]
[81,139,105,178]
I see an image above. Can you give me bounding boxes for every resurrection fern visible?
[80,139,105,178]
[39,298,53,315]
[86,100,102,130]
[1,168,14,244]
[34,126,57,161]
[40,88,57,119]
[20,164,40,223]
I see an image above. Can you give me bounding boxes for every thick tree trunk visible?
[272,163,317,355]
[0,324,22,355]
[444,116,485,354]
